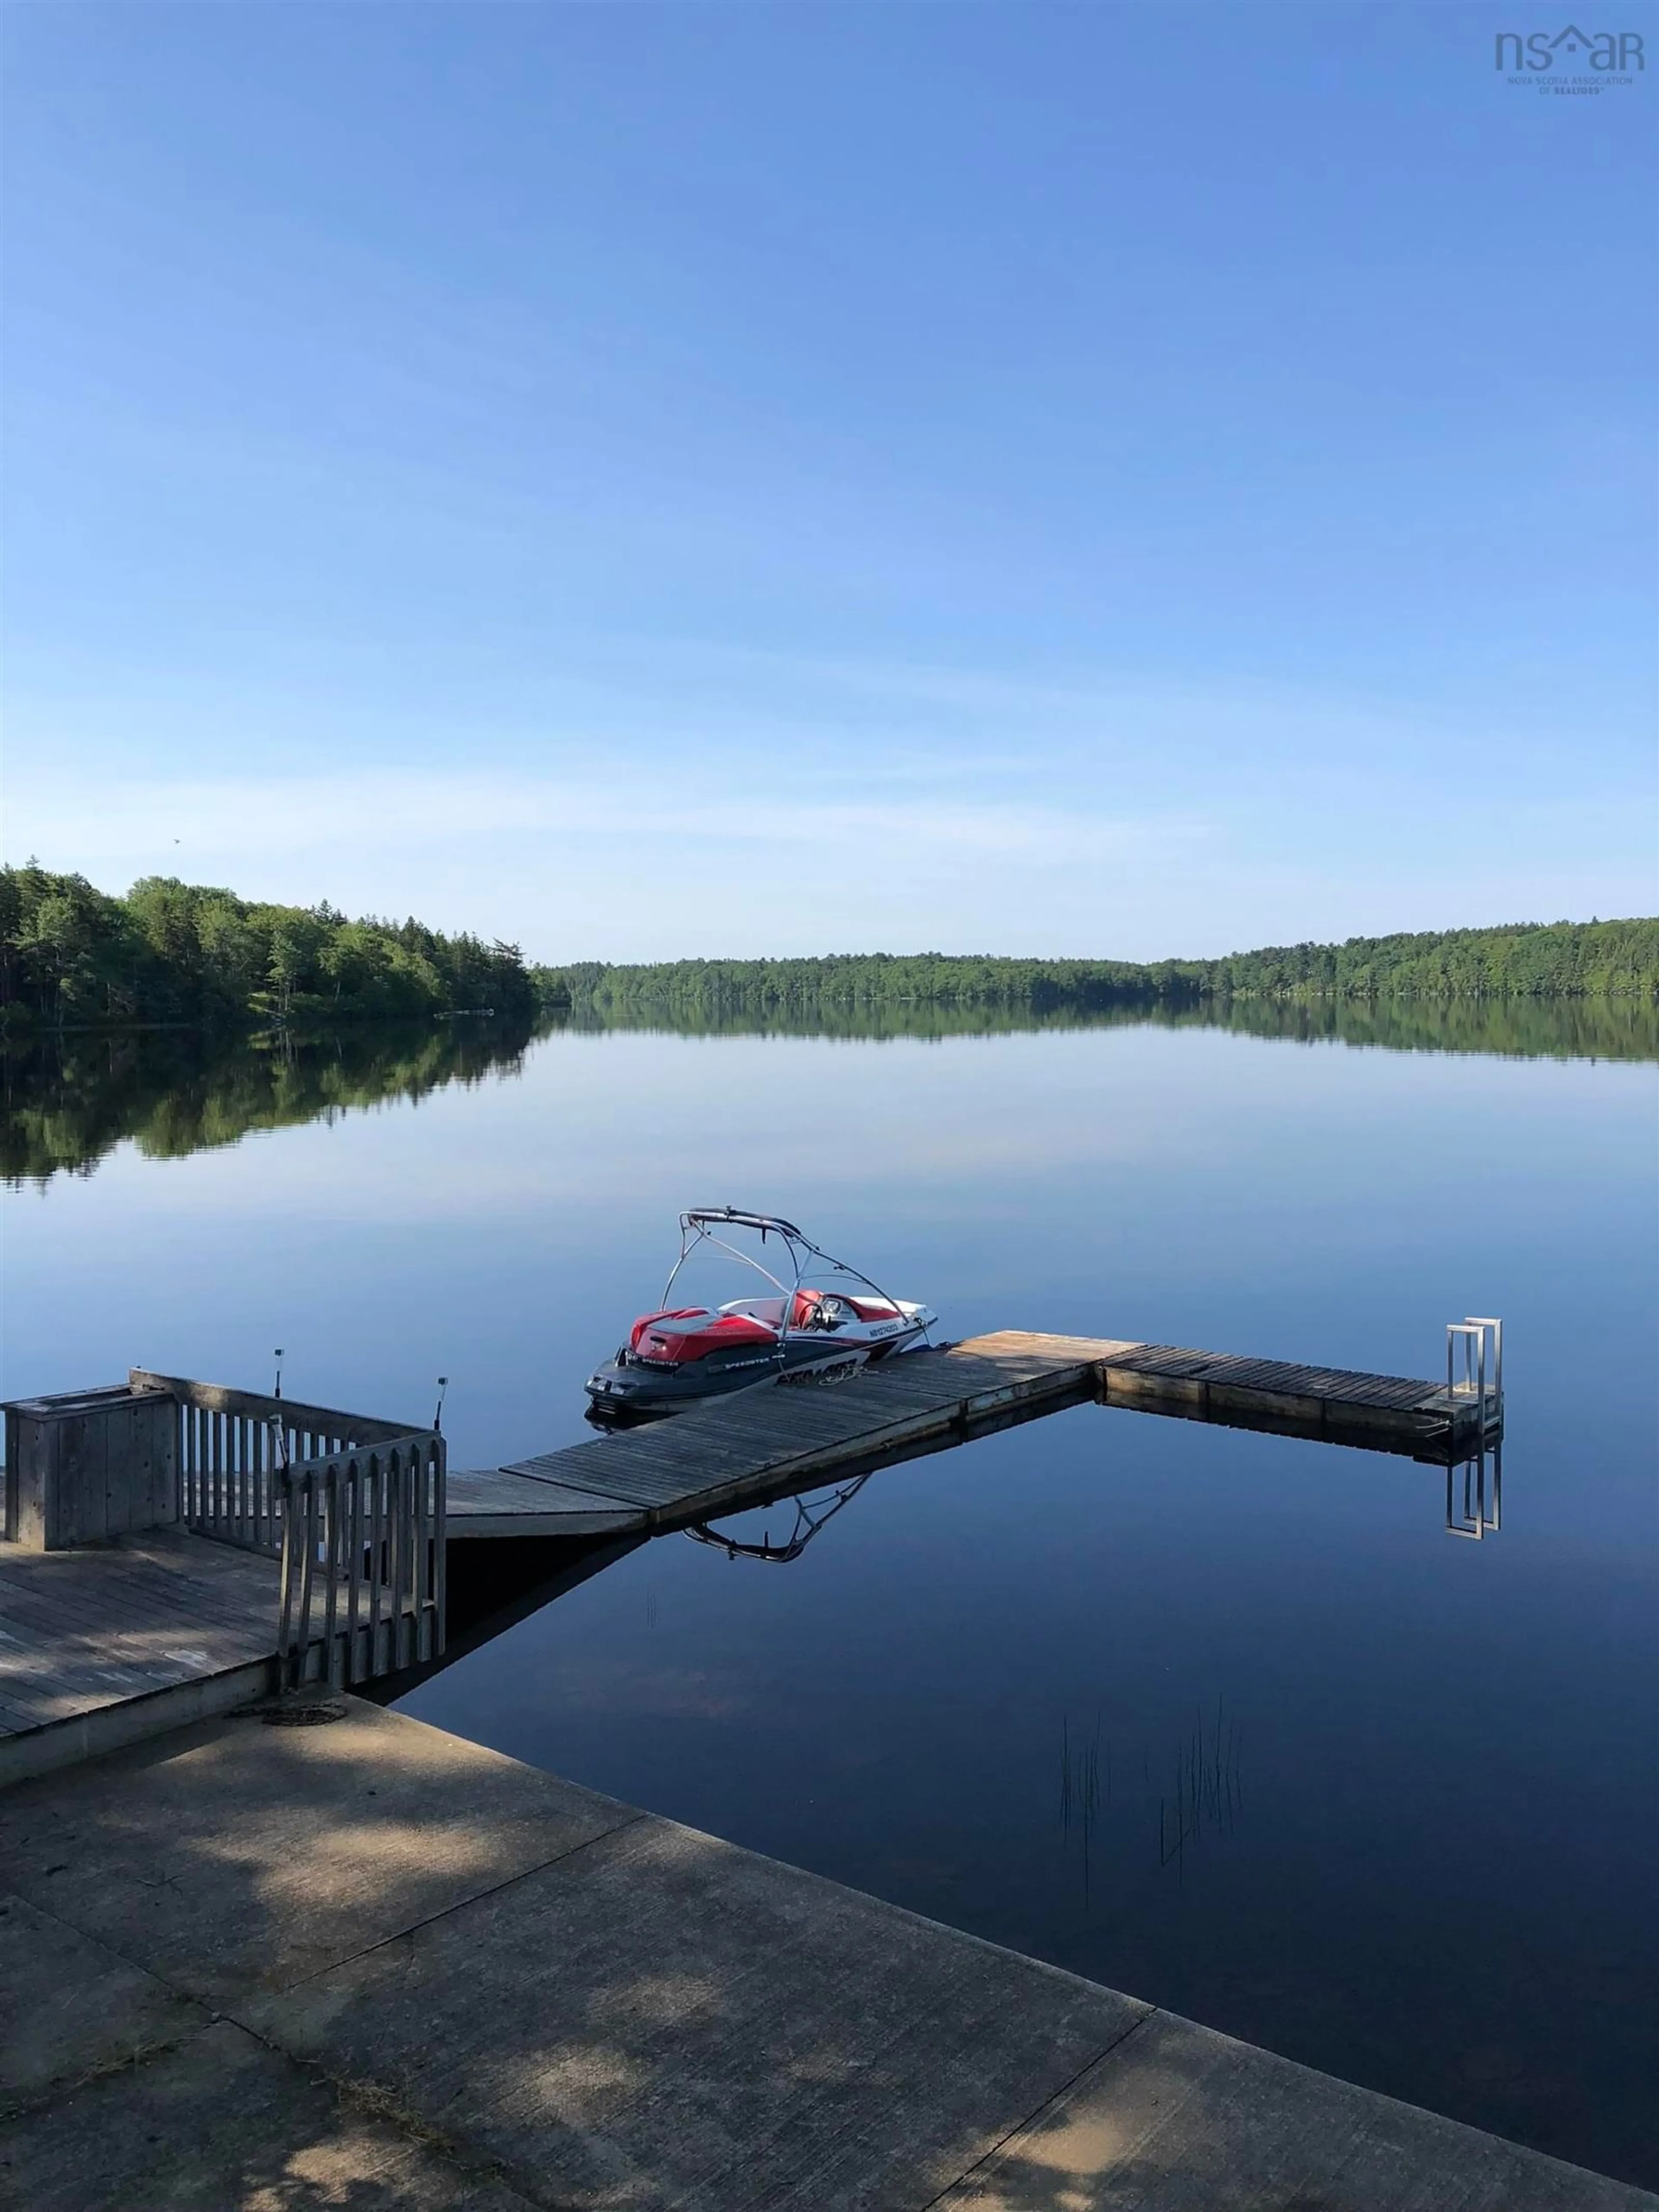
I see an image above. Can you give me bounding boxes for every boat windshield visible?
[661,1210,912,1346]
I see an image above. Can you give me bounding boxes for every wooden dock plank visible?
[486,1345,1107,1528]
[446,1467,645,1537]
[463,1330,1497,1541]
[0,1527,363,1778]
[0,1531,285,1744]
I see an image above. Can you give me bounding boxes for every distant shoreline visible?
[536,919,1659,1021]
[4,867,1653,1038]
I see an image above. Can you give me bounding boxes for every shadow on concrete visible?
[1,1703,1649,2212]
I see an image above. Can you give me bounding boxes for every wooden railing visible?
[129,1372,444,1687]
[276,1434,446,1690]
[130,1369,412,1556]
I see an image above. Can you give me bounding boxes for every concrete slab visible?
[0,1700,641,1999]
[0,2018,537,2212]
[931,2007,1653,2211]
[0,1654,282,1790]
[239,1810,1151,2212]
[2,1700,1649,2212]
[0,1891,207,2105]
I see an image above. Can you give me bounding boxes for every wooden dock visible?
[0,1529,312,1785]
[1,1372,448,1782]
[0,1327,1500,1781]
[447,1327,1502,1541]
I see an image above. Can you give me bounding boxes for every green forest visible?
[535,918,1659,1025]
[1,865,536,1031]
[8,904,1655,1181]
[4,869,1653,1045]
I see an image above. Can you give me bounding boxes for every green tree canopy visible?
[531,919,1659,1028]
[1,869,536,1031]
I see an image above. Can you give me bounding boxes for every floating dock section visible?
[447,1324,1504,1540]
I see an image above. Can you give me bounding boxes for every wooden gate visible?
[129,1370,445,1687]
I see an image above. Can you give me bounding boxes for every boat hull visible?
[584,1324,927,1426]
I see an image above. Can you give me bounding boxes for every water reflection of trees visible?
[6,993,1648,1186]
[2,1016,540,1186]
[546,996,1657,1060]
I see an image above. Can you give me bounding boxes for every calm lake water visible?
[6,1011,1656,2184]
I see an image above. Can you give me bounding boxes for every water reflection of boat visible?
[685,1474,873,1563]
[585,1209,935,1425]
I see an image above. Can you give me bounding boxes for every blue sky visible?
[3,3,1654,960]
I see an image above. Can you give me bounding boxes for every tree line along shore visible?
[539,920,1657,1023]
[3,865,1654,1034]
[2,866,535,1030]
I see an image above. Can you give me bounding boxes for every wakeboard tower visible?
[584,1207,936,1425]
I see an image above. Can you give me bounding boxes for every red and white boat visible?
[585,1208,936,1424]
